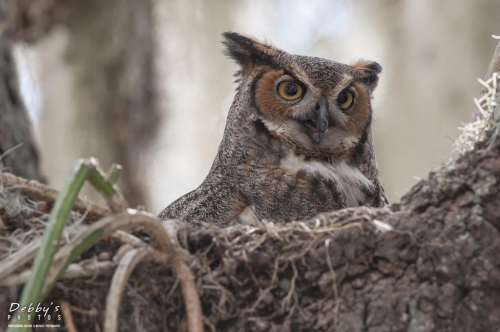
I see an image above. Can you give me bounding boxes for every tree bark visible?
[9,0,158,207]
[0,32,44,182]
[61,0,157,207]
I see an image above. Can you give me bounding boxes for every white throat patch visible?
[280,152,373,206]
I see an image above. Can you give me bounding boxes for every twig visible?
[0,229,148,283]
[104,248,149,332]
[249,258,280,310]
[162,220,204,332]
[68,305,99,317]
[281,261,298,311]
[0,172,110,220]
[204,265,235,308]
[113,244,134,263]
[0,238,41,281]
[324,239,340,328]
[0,261,116,287]
[60,300,78,332]
[40,210,173,298]
[111,230,146,247]
[174,258,204,332]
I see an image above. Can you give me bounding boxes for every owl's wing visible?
[379,184,390,206]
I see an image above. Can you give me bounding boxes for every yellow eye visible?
[277,82,303,101]
[337,90,354,110]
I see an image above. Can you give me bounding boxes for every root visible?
[104,248,150,332]
[60,300,78,332]
[324,239,339,328]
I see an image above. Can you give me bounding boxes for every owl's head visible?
[223,32,381,159]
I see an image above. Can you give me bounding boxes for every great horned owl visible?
[159,32,388,226]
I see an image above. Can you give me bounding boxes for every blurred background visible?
[7,0,500,214]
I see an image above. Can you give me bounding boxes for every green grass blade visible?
[7,160,91,332]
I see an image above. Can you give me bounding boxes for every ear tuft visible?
[352,60,382,91]
[222,32,278,75]
[222,32,254,71]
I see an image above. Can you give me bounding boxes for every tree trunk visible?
[0,32,44,182]
[25,0,158,207]
[65,0,157,207]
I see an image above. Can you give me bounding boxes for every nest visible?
[0,169,398,331]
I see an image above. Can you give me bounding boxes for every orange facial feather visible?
[352,59,374,71]
[254,69,291,122]
[345,82,371,135]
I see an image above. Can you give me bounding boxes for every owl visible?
[159,32,388,226]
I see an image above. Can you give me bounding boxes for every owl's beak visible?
[302,99,329,144]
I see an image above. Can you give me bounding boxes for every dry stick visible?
[281,261,298,311]
[113,244,134,263]
[471,40,500,121]
[69,305,99,317]
[0,261,116,287]
[111,230,146,247]
[104,248,149,332]
[60,300,78,332]
[162,220,204,332]
[204,265,235,307]
[40,211,171,297]
[0,228,148,282]
[0,210,172,286]
[0,238,41,280]
[324,239,340,328]
[174,258,204,332]
[249,259,281,311]
[38,211,202,332]
[0,172,110,220]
